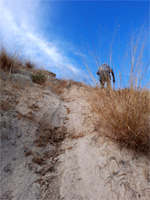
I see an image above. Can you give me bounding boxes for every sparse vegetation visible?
[31,71,47,85]
[0,100,12,111]
[52,79,85,94]
[35,120,67,147]
[0,47,36,73]
[32,156,45,165]
[52,80,69,94]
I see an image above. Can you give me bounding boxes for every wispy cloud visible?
[0,0,81,78]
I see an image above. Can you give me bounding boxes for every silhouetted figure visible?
[97,63,115,89]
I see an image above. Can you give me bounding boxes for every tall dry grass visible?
[90,87,150,154]
[0,47,22,72]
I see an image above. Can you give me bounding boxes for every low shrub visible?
[31,71,47,85]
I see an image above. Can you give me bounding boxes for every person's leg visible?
[106,73,111,89]
[100,79,105,89]
[100,71,105,89]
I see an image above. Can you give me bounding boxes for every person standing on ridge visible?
[97,63,115,89]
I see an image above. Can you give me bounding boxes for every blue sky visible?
[0,0,149,88]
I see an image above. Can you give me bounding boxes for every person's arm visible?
[110,69,115,83]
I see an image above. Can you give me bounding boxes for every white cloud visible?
[0,0,81,78]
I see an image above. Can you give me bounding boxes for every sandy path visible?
[58,84,150,200]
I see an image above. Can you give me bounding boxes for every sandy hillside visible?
[0,70,150,200]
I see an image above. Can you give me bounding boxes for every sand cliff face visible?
[0,71,150,200]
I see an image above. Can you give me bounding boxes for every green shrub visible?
[31,71,47,85]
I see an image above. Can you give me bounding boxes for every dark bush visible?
[31,71,47,85]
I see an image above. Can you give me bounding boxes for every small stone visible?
[13,157,16,161]
[3,163,12,174]
[5,148,8,152]
[11,141,16,145]
[17,132,21,137]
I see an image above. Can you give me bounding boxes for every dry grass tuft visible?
[0,47,37,74]
[0,100,12,111]
[25,150,33,157]
[25,61,35,69]
[90,87,150,154]
[35,121,67,147]
[52,80,69,94]
[0,47,22,72]
[52,79,86,95]
[32,156,45,165]
[69,133,85,139]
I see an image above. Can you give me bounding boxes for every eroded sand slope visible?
[0,72,150,200]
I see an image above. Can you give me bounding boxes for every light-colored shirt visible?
[98,63,111,73]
